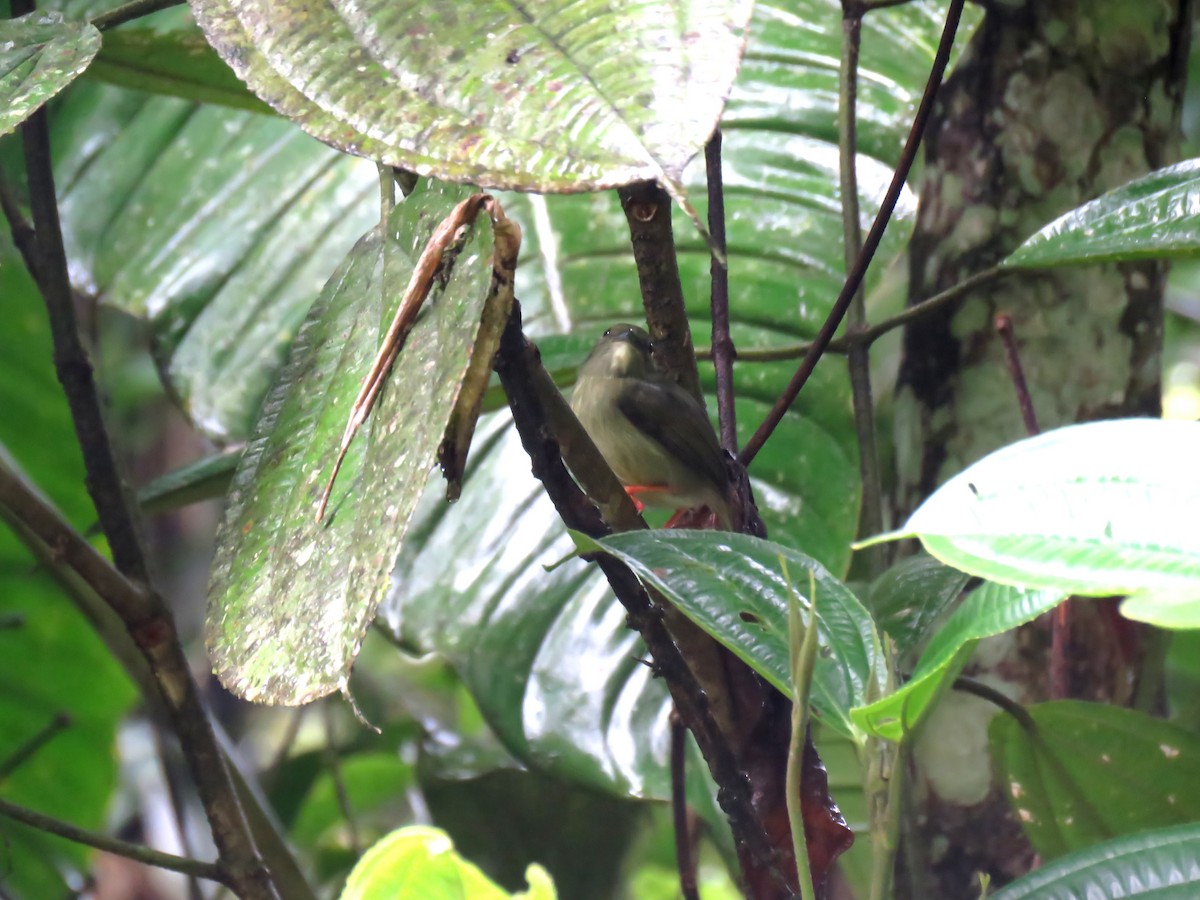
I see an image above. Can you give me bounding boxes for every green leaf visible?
[1120,589,1200,630]
[0,12,99,137]
[585,530,881,742]
[340,826,555,900]
[991,822,1200,899]
[1006,159,1200,268]
[991,702,1200,860]
[0,250,136,898]
[191,0,752,194]
[850,582,1062,742]
[866,553,970,660]
[87,27,274,112]
[206,179,496,704]
[865,420,1200,600]
[53,82,377,441]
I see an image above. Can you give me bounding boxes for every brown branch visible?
[994,314,1040,436]
[706,131,738,453]
[740,0,968,467]
[618,181,703,401]
[493,301,778,876]
[0,177,40,287]
[0,461,278,900]
[0,797,228,885]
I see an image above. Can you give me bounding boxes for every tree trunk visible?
[892,1,1190,896]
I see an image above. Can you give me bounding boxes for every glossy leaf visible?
[206,180,496,704]
[340,826,555,900]
[88,27,273,112]
[0,253,136,898]
[191,0,752,193]
[586,530,881,742]
[1120,590,1200,630]
[866,552,970,660]
[865,420,1200,601]
[0,12,99,137]
[53,82,377,441]
[1006,159,1200,269]
[991,702,1200,860]
[991,822,1200,900]
[851,582,1062,742]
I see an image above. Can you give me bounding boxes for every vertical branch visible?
[670,712,700,900]
[9,10,280,891]
[740,0,967,467]
[838,9,885,574]
[706,131,738,453]
[617,181,703,400]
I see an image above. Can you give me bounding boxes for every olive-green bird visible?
[571,323,732,528]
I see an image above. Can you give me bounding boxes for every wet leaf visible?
[863,420,1200,602]
[1006,159,1200,268]
[206,179,497,704]
[0,12,99,137]
[990,822,1200,900]
[991,702,1200,860]
[582,530,882,743]
[190,0,753,194]
[850,582,1062,742]
[88,27,273,112]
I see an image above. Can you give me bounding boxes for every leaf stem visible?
[0,712,71,781]
[740,0,967,467]
[785,567,820,900]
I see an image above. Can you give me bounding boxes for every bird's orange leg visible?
[623,484,670,514]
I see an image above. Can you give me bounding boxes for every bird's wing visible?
[615,378,728,489]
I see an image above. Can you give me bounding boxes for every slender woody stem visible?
[740,0,967,467]
[706,131,738,453]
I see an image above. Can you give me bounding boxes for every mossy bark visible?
[893,1,1190,896]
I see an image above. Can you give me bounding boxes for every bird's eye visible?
[603,327,614,338]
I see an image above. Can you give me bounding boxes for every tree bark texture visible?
[893,1,1190,896]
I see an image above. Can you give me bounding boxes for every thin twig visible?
[706,131,738,453]
[740,0,967,467]
[670,711,700,900]
[705,266,1007,363]
[90,0,185,31]
[322,702,362,855]
[0,713,71,781]
[994,314,1040,436]
[868,740,904,900]
[0,797,228,885]
[952,676,1036,730]
[785,568,819,900]
[837,8,885,577]
[0,177,40,286]
[618,181,703,401]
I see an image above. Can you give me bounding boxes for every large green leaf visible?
[585,530,881,742]
[865,420,1200,601]
[52,81,377,441]
[865,553,970,661]
[1006,159,1200,269]
[190,0,752,193]
[850,582,1062,742]
[991,702,1200,860]
[0,253,136,898]
[88,26,273,112]
[206,180,497,704]
[0,12,99,137]
[991,822,1200,899]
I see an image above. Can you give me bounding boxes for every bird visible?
[570,323,733,529]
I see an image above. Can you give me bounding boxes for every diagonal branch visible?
[740,0,968,467]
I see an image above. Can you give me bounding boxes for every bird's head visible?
[580,323,656,378]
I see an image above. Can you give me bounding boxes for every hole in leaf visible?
[739,611,761,625]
